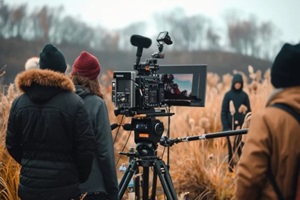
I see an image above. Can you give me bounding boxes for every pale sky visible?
[7,0,300,43]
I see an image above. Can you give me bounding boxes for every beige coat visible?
[235,86,300,199]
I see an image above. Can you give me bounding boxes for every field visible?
[0,66,273,200]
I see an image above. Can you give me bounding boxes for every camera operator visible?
[71,51,118,200]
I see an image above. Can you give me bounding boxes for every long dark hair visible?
[70,75,103,98]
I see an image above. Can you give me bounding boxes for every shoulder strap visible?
[272,103,300,123]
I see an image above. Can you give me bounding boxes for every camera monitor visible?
[158,64,207,107]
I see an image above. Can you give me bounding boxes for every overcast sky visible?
[7,0,300,44]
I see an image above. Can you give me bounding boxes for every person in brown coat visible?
[235,42,300,199]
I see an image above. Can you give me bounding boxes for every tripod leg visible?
[150,166,158,200]
[153,159,178,200]
[142,166,150,200]
[118,160,138,200]
[134,166,140,199]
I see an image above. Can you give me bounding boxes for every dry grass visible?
[0,67,273,200]
[0,84,20,200]
[0,147,20,200]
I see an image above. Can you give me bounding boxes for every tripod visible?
[118,142,178,200]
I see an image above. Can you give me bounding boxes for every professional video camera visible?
[112,31,207,149]
[112,31,207,117]
[112,32,171,116]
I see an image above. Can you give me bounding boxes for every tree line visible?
[0,0,282,60]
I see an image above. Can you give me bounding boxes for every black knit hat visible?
[271,43,300,88]
[39,44,67,73]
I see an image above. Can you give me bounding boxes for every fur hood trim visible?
[15,69,75,93]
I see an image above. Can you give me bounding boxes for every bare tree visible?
[0,1,10,38]
[154,8,207,51]
[227,18,258,55]
[45,6,65,43]
[206,26,221,50]
[223,9,279,59]
[257,21,279,59]
[50,16,92,48]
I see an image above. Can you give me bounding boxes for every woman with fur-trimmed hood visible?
[70,51,118,200]
[5,44,96,200]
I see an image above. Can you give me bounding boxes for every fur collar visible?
[15,69,75,93]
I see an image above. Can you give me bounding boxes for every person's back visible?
[6,44,95,200]
[71,51,118,200]
[235,43,300,199]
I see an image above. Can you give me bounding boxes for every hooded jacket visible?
[5,69,96,200]
[235,86,300,199]
[72,77,118,200]
[221,73,251,130]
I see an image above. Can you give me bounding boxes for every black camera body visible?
[111,72,165,114]
[135,75,165,109]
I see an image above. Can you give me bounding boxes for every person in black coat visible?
[70,51,118,200]
[5,44,96,200]
[221,73,251,171]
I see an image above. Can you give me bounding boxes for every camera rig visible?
[113,32,179,200]
[112,31,177,157]
[112,31,173,117]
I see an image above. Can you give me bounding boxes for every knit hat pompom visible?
[71,51,101,80]
[39,44,67,73]
[271,43,300,88]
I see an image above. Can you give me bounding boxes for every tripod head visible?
[116,109,174,158]
[122,115,167,157]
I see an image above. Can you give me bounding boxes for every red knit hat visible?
[72,51,101,80]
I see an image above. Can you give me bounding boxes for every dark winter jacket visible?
[235,87,300,200]
[221,73,251,130]
[73,80,118,200]
[5,69,96,200]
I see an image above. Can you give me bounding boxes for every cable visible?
[115,130,133,167]
[113,115,125,144]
